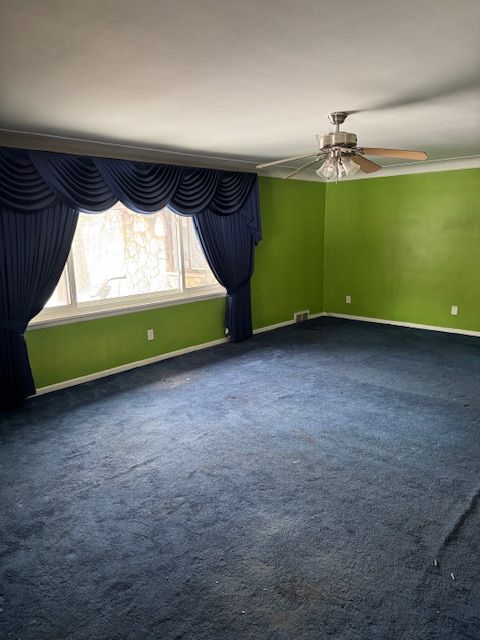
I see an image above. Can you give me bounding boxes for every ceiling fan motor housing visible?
[319,131,357,150]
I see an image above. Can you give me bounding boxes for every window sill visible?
[28,288,226,331]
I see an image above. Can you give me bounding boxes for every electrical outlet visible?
[147,328,155,341]
[346,295,351,304]
[450,305,458,316]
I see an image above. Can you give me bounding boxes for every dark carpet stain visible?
[1,317,480,639]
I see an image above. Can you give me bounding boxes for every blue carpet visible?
[1,317,480,639]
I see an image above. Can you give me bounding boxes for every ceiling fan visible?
[256,112,428,180]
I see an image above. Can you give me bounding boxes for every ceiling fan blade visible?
[360,147,428,161]
[283,157,324,180]
[256,153,317,169]
[360,69,480,114]
[352,155,382,173]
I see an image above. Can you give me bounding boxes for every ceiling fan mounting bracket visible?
[328,111,349,126]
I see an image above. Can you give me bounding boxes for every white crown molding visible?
[0,128,259,172]
[2,128,478,181]
[336,155,480,181]
[259,155,480,181]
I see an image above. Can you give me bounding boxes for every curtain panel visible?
[0,204,79,409]
[0,147,261,410]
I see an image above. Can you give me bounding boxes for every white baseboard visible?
[35,337,229,396]
[35,311,480,396]
[253,312,325,335]
[35,312,326,396]
[327,312,480,338]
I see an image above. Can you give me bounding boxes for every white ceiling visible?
[0,0,479,179]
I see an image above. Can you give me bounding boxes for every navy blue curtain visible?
[0,147,261,408]
[0,204,79,409]
[190,180,260,342]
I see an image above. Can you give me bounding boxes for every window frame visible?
[29,209,225,330]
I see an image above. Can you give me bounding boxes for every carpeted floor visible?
[1,317,480,639]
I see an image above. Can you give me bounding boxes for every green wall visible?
[26,167,480,390]
[252,177,325,327]
[324,168,480,330]
[26,298,227,389]
[27,176,326,388]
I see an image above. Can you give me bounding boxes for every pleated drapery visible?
[192,180,260,341]
[0,204,79,409]
[0,146,261,409]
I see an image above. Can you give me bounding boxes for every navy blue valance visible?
[0,147,261,242]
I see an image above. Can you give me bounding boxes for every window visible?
[32,203,223,324]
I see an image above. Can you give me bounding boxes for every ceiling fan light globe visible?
[337,162,347,179]
[316,158,337,180]
[342,156,361,177]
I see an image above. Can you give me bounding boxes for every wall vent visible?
[294,310,310,323]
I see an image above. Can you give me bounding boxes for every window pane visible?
[179,216,218,288]
[34,205,222,324]
[72,204,180,303]
[44,270,70,308]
